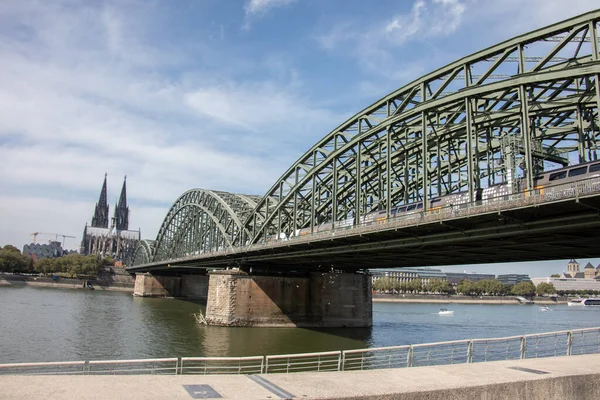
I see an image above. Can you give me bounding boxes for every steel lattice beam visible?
[131,10,600,268]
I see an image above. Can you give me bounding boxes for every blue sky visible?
[1,0,599,277]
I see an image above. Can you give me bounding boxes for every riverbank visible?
[0,273,134,293]
[373,294,568,305]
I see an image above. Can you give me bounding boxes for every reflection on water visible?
[0,286,598,363]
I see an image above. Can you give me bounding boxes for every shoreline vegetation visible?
[2,274,569,305]
[0,273,134,293]
[373,294,568,305]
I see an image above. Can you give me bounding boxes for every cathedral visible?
[80,174,140,266]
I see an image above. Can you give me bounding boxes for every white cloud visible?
[0,0,339,250]
[465,0,599,38]
[316,0,598,90]
[245,0,297,17]
[315,0,467,83]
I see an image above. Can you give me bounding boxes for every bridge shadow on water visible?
[173,294,374,358]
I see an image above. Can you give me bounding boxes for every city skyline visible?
[1,1,599,274]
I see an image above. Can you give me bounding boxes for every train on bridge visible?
[282,159,600,240]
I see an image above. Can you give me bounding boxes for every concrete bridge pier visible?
[204,270,372,327]
[133,273,209,299]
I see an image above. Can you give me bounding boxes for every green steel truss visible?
[149,190,262,263]
[131,239,155,266]
[133,10,600,266]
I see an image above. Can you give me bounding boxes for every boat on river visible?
[539,305,552,312]
[438,308,454,316]
[567,297,600,306]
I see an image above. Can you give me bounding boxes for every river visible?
[1,286,598,364]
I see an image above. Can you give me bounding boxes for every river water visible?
[1,286,599,364]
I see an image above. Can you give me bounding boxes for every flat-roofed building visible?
[372,268,447,286]
[444,272,496,286]
[532,277,600,292]
[496,274,531,286]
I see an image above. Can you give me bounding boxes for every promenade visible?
[1,354,598,400]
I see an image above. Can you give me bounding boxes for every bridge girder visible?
[131,10,600,268]
[150,189,262,263]
[241,10,600,245]
[131,239,155,267]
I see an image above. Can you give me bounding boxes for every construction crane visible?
[30,232,76,247]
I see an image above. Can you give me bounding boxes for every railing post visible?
[567,331,573,356]
[264,357,269,374]
[406,346,414,367]
[84,360,89,375]
[467,341,473,363]
[260,356,265,374]
[177,357,181,375]
[520,337,527,359]
[338,352,343,371]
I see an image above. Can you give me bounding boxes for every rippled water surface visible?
[1,286,599,363]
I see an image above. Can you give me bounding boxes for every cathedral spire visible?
[91,173,110,228]
[115,175,129,231]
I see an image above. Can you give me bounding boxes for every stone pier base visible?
[204,270,372,327]
[133,274,208,299]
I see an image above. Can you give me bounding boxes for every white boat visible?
[438,308,454,316]
[539,305,551,312]
[567,298,600,306]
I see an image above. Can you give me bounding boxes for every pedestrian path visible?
[1,354,599,399]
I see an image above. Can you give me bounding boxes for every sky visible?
[1,0,599,278]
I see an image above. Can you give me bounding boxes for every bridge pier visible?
[133,273,208,299]
[204,270,372,327]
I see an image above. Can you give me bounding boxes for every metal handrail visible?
[1,327,599,375]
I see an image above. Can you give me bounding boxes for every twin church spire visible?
[91,174,129,231]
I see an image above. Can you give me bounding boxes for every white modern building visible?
[532,277,600,292]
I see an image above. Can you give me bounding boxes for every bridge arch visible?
[242,10,600,244]
[151,189,262,263]
[131,239,155,267]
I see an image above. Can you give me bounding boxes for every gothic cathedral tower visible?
[114,176,129,231]
[91,173,109,228]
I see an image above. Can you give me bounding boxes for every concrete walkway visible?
[1,354,599,400]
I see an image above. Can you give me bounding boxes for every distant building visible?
[561,259,600,279]
[566,259,580,276]
[496,274,531,286]
[444,272,496,286]
[532,277,600,292]
[372,268,448,286]
[584,262,596,279]
[23,241,77,261]
[80,174,140,265]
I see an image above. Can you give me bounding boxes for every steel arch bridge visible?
[132,10,600,268]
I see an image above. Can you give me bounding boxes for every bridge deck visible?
[131,190,600,273]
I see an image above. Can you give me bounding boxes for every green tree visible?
[536,282,557,296]
[373,277,396,293]
[34,258,53,274]
[550,274,561,278]
[511,281,536,297]
[0,245,32,273]
[424,279,453,294]
[456,280,475,295]
[407,278,422,293]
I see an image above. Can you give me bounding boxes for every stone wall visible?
[133,274,208,299]
[133,274,181,297]
[181,275,209,299]
[204,270,372,327]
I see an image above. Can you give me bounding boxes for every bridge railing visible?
[179,356,264,375]
[1,327,598,376]
[156,176,600,264]
[245,175,600,249]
